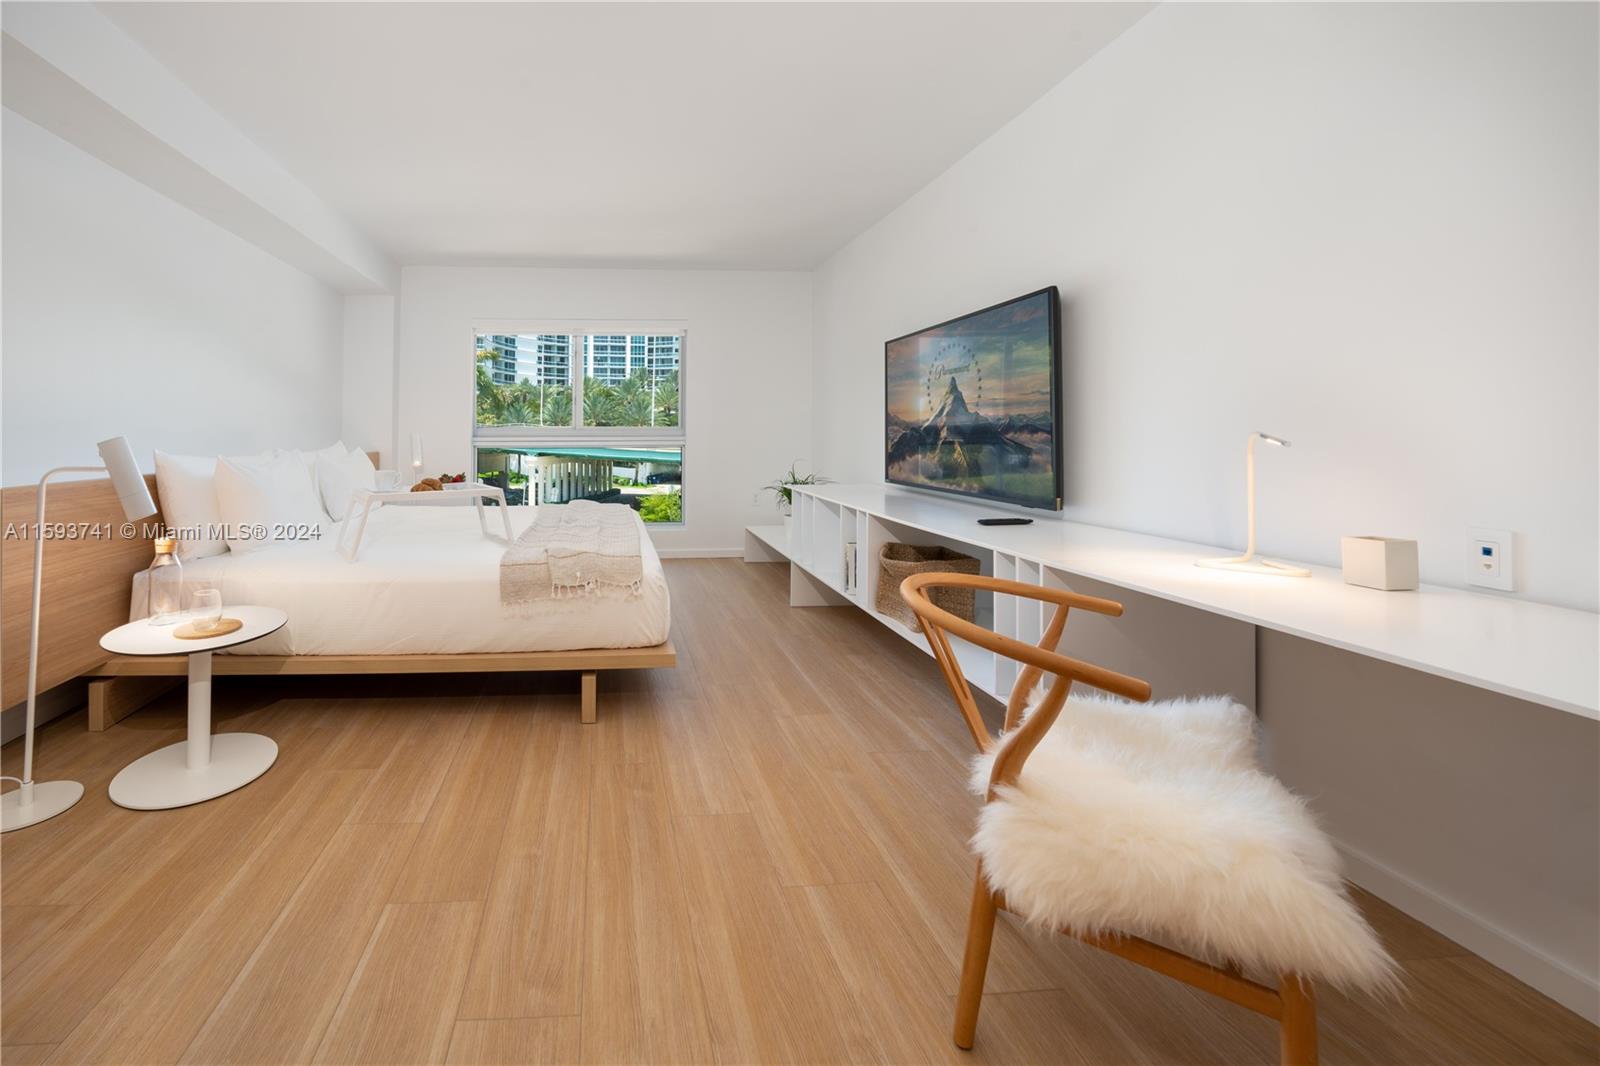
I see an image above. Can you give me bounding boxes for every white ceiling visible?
[101,2,1149,270]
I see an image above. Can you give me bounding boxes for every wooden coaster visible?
[174,617,243,640]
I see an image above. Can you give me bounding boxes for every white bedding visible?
[127,504,671,655]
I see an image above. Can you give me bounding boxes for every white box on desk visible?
[1340,536,1418,591]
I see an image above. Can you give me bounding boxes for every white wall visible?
[2,110,344,482]
[388,265,812,554]
[341,293,397,466]
[812,2,1598,611]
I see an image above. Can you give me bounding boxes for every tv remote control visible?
[978,517,1033,526]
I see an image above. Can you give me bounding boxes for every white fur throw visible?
[970,688,1397,992]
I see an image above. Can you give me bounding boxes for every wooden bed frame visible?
[2,457,675,731]
[84,644,675,728]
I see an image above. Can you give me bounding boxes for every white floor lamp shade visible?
[1196,432,1311,578]
[2,436,157,832]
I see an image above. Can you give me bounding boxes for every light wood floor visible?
[2,559,1595,1066]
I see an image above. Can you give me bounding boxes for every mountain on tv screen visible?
[885,287,1062,511]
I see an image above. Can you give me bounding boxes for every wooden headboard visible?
[1,473,163,708]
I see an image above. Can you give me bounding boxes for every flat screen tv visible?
[885,286,1062,511]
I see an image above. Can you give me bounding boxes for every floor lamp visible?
[1,436,157,832]
[1196,432,1311,578]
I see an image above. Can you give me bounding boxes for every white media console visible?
[745,482,1598,720]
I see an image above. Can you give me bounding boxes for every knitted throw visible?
[501,500,643,607]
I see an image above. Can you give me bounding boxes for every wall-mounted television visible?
[885,286,1062,511]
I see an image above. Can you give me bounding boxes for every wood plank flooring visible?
[2,559,1596,1065]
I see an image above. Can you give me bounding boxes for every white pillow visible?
[317,448,378,521]
[295,441,348,516]
[296,440,347,475]
[153,451,229,561]
[214,451,326,555]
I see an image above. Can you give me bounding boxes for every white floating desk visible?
[785,484,1598,721]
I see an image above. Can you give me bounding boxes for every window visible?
[473,327,684,523]
[475,445,683,524]
[583,334,679,429]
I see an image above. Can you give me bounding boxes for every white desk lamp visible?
[1196,432,1311,578]
[2,436,157,832]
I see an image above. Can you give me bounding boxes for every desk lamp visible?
[1197,432,1311,578]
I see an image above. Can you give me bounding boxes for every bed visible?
[92,501,675,724]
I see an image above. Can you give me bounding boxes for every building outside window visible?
[516,334,571,387]
[478,334,519,385]
[584,335,631,384]
[644,335,680,380]
[473,327,684,523]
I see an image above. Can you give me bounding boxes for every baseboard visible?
[656,548,743,559]
[1337,838,1599,1024]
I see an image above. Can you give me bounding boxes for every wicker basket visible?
[875,542,981,627]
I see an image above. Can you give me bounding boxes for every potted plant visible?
[763,461,828,548]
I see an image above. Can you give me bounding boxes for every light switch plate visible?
[1467,526,1515,592]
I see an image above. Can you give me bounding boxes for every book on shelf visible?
[843,539,858,593]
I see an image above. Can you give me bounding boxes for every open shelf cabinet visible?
[791,490,1032,702]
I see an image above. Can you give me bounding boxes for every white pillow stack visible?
[316,448,378,520]
[214,451,329,555]
[152,441,359,556]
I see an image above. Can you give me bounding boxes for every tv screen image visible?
[885,287,1062,511]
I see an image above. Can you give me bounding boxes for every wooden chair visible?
[899,571,1322,1066]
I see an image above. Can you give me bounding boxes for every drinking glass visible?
[189,588,223,633]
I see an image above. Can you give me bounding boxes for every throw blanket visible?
[501,500,643,608]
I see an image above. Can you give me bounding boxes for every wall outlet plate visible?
[1466,526,1515,592]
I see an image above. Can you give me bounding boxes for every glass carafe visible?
[147,537,184,626]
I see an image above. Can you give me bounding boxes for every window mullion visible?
[570,333,584,430]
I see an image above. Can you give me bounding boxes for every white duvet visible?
[128,504,671,655]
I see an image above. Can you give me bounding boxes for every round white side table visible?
[100,606,287,810]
